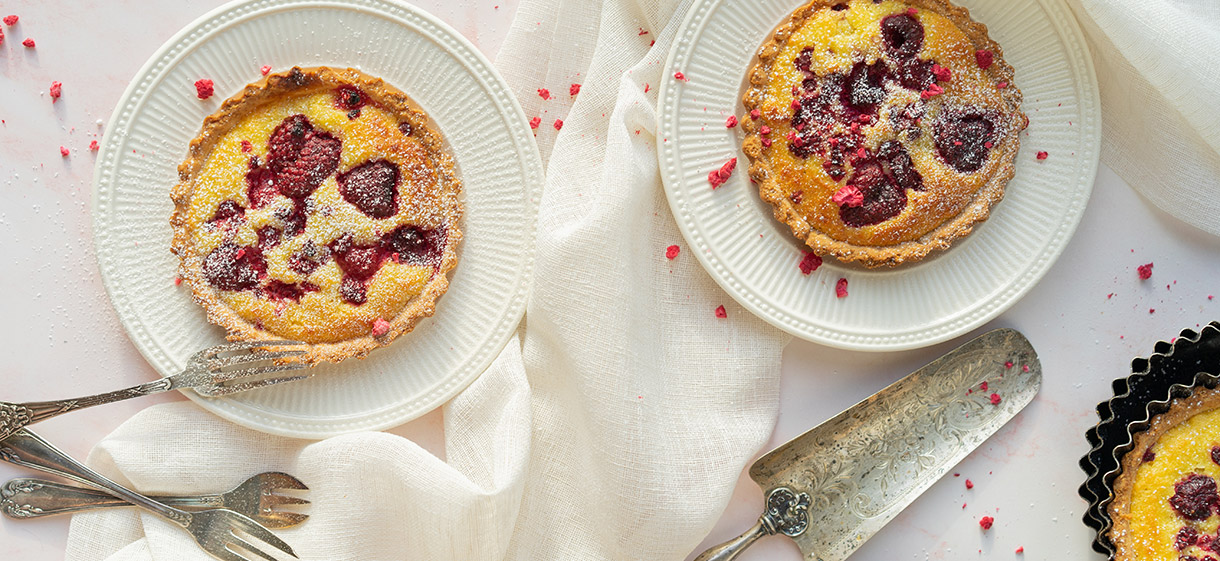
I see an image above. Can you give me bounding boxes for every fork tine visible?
[258,510,310,529]
[206,340,306,357]
[229,515,298,558]
[200,374,311,397]
[212,363,307,382]
[262,472,308,490]
[212,546,252,561]
[264,494,310,506]
[211,350,308,369]
[228,534,281,561]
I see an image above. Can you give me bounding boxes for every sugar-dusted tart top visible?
[171,66,462,363]
[1110,386,1220,561]
[742,0,1024,267]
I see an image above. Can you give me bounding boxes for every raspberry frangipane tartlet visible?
[1110,385,1220,561]
[742,0,1024,268]
[171,67,462,363]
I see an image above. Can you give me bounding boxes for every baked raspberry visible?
[799,252,822,275]
[335,85,367,110]
[210,200,245,224]
[881,14,923,59]
[714,305,727,318]
[538,88,551,100]
[264,114,341,199]
[529,116,541,129]
[263,280,315,302]
[49,81,62,102]
[1211,445,1220,466]
[569,83,581,96]
[1138,262,1153,280]
[835,278,848,298]
[3,15,17,26]
[337,159,400,219]
[203,243,266,291]
[934,108,997,173]
[195,79,214,99]
[979,516,993,530]
[975,50,994,69]
[381,225,445,267]
[666,245,680,260]
[21,37,33,48]
[1172,474,1220,520]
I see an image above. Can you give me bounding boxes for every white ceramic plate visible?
[92,0,542,438]
[658,0,1100,351]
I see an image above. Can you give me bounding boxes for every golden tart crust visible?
[1110,386,1220,560]
[742,0,1024,268]
[171,66,462,364]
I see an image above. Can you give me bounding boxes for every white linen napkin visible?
[64,0,788,559]
[1066,0,1220,237]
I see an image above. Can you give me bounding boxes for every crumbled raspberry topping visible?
[989,393,1001,405]
[1172,474,1220,520]
[553,118,563,130]
[1178,527,1202,551]
[537,88,551,100]
[832,184,864,208]
[1004,361,1013,369]
[371,318,391,337]
[798,252,822,275]
[194,79,214,99]
[529,116,541,129]
[22,37,34,48]
[666,244,680,260]
[1015,546,1024,554]
[261,65,272,76]
[725,115,738,128]
[975,50,994,69]
[749,109,761,119]
[674,71,688,82]
[714,305,727,318]
[570,83,581,96]
[920,83,944,100]
[707,157,737,188]
[931,63,951,82]
[835,278,848,298]
[980,381,989,390]
[979,516,993,530]
[759,125,771,135]
[89,140,99,151]
[1138,262,1153,279]
[49,81,62,102]
[965,479,974,489]
[3,15,17,26]
[59,146,69,157]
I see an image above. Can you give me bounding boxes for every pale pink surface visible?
[0,2,1219,561]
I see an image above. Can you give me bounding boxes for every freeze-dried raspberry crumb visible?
[714,305,727,318]
[674,71,688,82]
[989,393,1001,405]
[1036,151,1048,160]
[666,245,680,260]
[833,184,863,207]
[1005,361,1013,369]
[638,27,649,36]
[979,516,994,530]
[997,81,1008,89]
[195,79,214,99]
[260,65,272,76]
[529,116,541,129]
[920,83,944,100]
[1022,364,1030,372]
[22,37,34,48]
[707,157,737,188]
[553,118,563,130]
[59,146,69,157]
[644,83,650,93]
[976,50,994,69]
[931,63,951,82]
[965,479,974,489]
[3,15,17,26]
[89,140,99,151]
[759,125,771,135]
[799,252,822,275]
[980,381,989,390]
[835,278,848,298]
[1137,262,1153,280]
[1015,546,1024,554]
[241,139,252,152]
[749,109,761,120]
[537,88,551,100]
[725,115,738,128]
[569,83,581,96]
[371,318,391,337]
[49,81,62,102]
[906,7,918,15]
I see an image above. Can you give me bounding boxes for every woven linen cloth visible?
[1066,0,1220,236]
[64,0,787,560]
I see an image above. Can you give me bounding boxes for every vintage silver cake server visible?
[694,328,1041,561]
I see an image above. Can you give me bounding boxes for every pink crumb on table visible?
[725,115,737,128]
[799,252,822,275]
[537,88,551,100]
[194,79,214,99]
[1036,151,1048,160]
[553,118,563,130]
[714,305,727,318]
[59,146,69,157]
[22,37,34,48]
[980,381,989,390]
[835,278,849,298]
[673,71,688,82]
[1005,361,1013,369]
[665,245,680,260]
[49,81,62,102]
[371,318,391,337]
[979,516,994,530]
[1137,262,1153,280]
[569,83,581,96]
[966,479,974,489]
[1016,546,1024,554]
[3,15,17,26]
[174,276,183,286]
[989,393,1002,405]
[260,65,272,76]
[707,157,737,188]
[529,116,541,129]
[89,140,99,151]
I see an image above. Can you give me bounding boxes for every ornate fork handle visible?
[0,379,174,441]
[2,478,224,518]
[0,429,191,525]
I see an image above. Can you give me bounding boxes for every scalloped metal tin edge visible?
[1078,321,1220,558]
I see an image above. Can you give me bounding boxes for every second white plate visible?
[93,0,542,437]
[658,0,1100,351]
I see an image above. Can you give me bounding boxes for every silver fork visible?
[2,471,309,529]
[0,340,308,441]
[0,429,297,561]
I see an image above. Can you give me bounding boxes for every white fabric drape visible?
[64,0,787,559]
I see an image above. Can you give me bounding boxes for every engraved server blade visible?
[695,328,1041,561]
